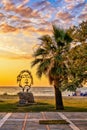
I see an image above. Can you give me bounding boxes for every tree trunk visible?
[54,85,64,110]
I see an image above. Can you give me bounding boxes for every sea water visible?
[0,86,87,96]
[0,86,54,96]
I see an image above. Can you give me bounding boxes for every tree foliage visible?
[67,21,87,43]
[32,26,72,85]
[62,43,87,91]
[65,21,87,91]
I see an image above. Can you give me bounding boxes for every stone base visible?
[18,92,35,105]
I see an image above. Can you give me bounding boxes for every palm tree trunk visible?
[54,85,64,110]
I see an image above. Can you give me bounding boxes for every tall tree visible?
[31,25,72,110]
[66,21,87,91]
[62,43,87,92]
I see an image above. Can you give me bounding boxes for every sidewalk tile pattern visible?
[0,112,87,130]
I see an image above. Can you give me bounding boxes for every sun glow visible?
[0,58,49,87]
[0,0,86,87]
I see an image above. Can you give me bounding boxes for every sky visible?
[0,0,87,87]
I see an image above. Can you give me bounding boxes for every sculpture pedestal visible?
[18,92,35,105]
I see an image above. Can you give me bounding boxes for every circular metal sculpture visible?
[17,70,33,92]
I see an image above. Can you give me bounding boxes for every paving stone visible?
[63,112,87,120]
[9,113,25,119]
[27,112,42,119]
[0,113,6,119]
[44,112,63,120]
[72,120,87,130]
[0,121,23,130]
[25,121,46,130]
[49,124,72,130]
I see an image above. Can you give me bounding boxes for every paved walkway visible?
[0,112,87,130]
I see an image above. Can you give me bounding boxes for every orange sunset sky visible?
[0,0,87,86]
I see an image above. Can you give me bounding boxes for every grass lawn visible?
[0,95,87,112]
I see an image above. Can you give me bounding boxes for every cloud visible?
[32,0,50,8]
[0,0,86,36]
[32,0,55,18]
[16,0,30,7]
[0,23,18,33]
[0,0,86,32]
[78,13,87,19]
[37,28,52,35]
[0,13,5,18]
[83,3,87,12]
[65,0,86,12]
[4,2,15,11]
[80,3,87,14]
[0,0,86,35]
[0,13,6,24]
[78,4,87,20]
[74,2,85,8]
[71,2,85,15]
[56,11,74,21]
[15,6,33,17]
[0,33,33,60]
[1,0,35,19]
[0,48,32,60]
[66,4,75,10]
[65,0,85,3]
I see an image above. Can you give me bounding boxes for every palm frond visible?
[33,48,47,57]
[36,58,51,78]
[39,35,55,51]
[53,25,72,47]
[64,33,73,44]
[36,69,43,78]
[39,35,53,45]
[53,26,64,43]
[31,58,43,67]
[48,73,54,84]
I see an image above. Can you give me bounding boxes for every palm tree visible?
[31,25,72,110]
